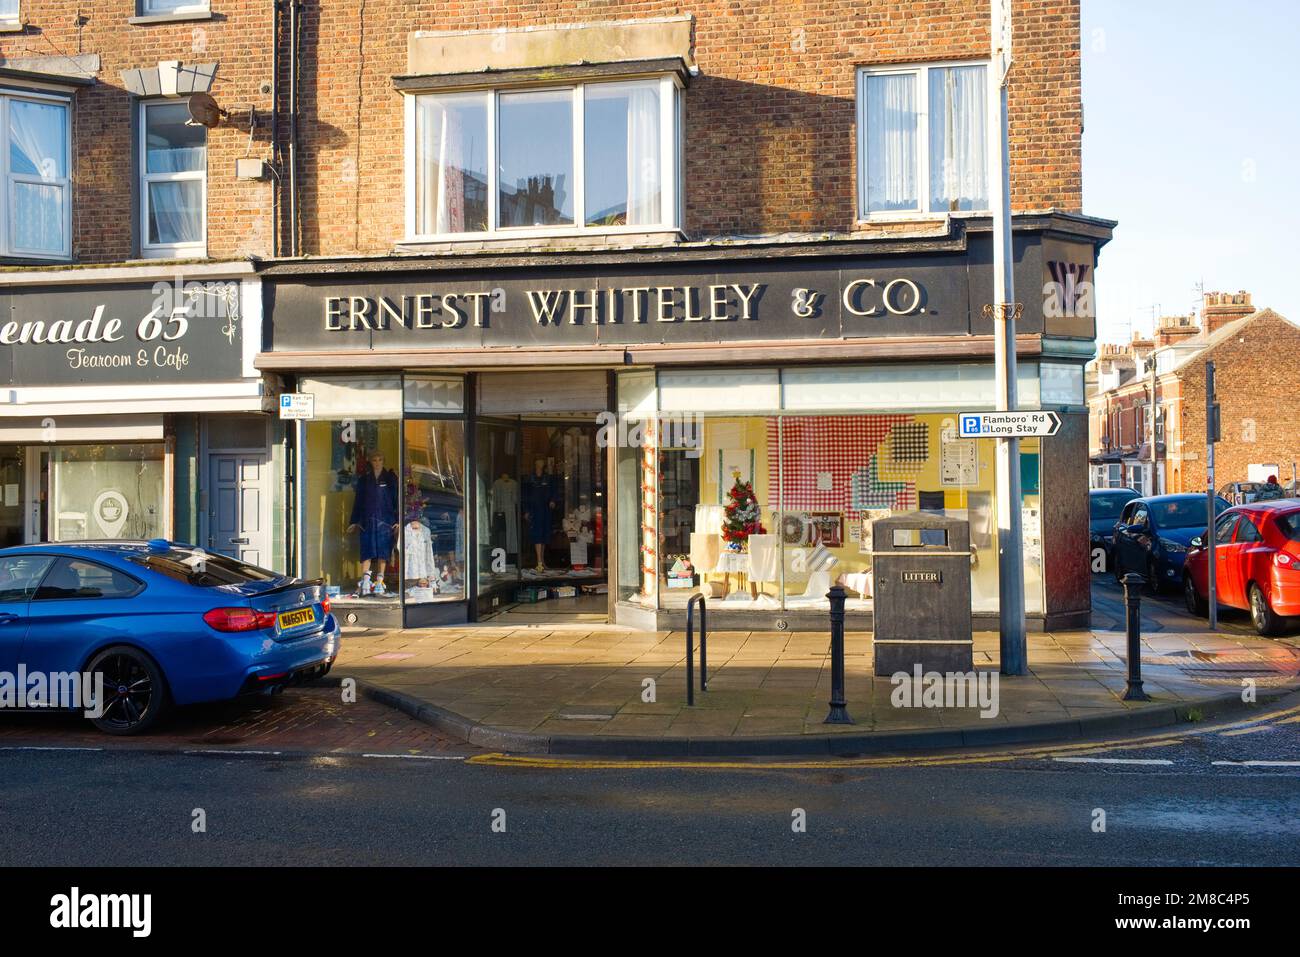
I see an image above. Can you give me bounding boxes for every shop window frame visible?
[401,411,470,607]
[619,370,1050,615]
[403,74,683,245]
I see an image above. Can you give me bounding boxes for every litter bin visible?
[871,511,973,676]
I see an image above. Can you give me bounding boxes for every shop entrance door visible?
[208,453,271,566]
[474,418,607,621]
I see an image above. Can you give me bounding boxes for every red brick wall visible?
[1177,312,1300,490]
[0,1,275,262]
[2,0,1082,263]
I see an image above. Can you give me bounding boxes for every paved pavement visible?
[2,693,1297,866]
[327,579,1300,753]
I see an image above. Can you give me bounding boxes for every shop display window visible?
[50,444,166,542]
[618,400,1045,615]
[302,419,401,604]
[403,420,466,603]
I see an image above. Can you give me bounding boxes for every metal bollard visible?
[824,584,854,724]
[686,593,707,706]
[1120,572,1150,701]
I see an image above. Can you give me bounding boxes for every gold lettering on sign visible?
[527,290,566,325]
[325,297,346,330]
[569,289,598,325]
[732,284,762,320]
[656,287,677,322]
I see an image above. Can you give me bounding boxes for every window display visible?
[403,419,466,602]
[622,402,1045,615]
[303,419,401,604]
[50,444,166,542]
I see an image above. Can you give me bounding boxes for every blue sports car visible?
[0,540,339,735]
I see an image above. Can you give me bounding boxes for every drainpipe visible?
[288,0,300,257]
[271,0,279,258]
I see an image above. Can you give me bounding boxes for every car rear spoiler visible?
[256,577,326,597]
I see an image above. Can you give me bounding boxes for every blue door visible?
[0,555,54,673]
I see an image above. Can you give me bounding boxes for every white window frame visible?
[0,0,20,29]
[856,59,991,222]
[139,98,207,259]
[1,90,72,260]
[141,0,210,15]
[404,75,682,244]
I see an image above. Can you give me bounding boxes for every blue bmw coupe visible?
[0,540,340,735]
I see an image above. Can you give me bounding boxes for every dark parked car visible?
[1217,481,1287,506]
[1112,494,1229,593]
[1089,488,1139,564]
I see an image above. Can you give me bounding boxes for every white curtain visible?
[929,65,988,212]
[149,181,202,245]
[423,99,464,233]
[9,100,67,252]
[420,95,485,234]
[10,100,65,179]
[865,73,917,212]
[624,84,661,226]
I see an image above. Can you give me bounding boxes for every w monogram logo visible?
[1044,261,1094,319]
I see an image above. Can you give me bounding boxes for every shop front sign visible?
[266,237,1062,353]
[0,279,245,386]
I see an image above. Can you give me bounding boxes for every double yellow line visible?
[466,699,1300,771]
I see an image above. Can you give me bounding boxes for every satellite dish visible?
[186,92,228,128]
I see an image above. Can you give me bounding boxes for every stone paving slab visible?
[329,623,1300,754]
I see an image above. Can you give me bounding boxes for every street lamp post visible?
[990,0,1026,675]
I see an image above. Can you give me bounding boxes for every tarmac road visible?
[1,692,1297,866]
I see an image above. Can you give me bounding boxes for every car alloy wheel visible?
[1249,584,1282,637]
[1146,558,1163,596]
[86,645,169,735]
[1183,574,1206,617]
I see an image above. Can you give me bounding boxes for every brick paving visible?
[330,623,1300,740]
[0,686,477,755]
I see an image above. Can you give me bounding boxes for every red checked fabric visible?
[766,415,920,517]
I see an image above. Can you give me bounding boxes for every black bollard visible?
[1120,572,1150,701]
[824,584,854,724]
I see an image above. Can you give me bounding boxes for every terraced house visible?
[0,0,1113,632]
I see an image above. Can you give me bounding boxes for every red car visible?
[1183,500,1300,635]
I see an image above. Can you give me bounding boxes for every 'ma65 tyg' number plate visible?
[277,607,316,630]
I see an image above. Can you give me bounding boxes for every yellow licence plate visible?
[277,607,316,630]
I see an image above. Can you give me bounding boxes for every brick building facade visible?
[1089,292,1300,496]
[1,1,1112,632]
[0,0,1082,262]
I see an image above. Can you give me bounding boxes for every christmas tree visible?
[721,470,765,550]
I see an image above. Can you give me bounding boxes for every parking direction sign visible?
[958,411,1060,438]
[278,393,315,420]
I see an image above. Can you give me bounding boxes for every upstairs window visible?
[409,76,679,239]
[140,99,206,257]
[2,94,71,258]
[0,1,19,28]
[140,0,210,15]
[858,62,989,218]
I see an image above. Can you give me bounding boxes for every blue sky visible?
[1081,0,1300,344]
